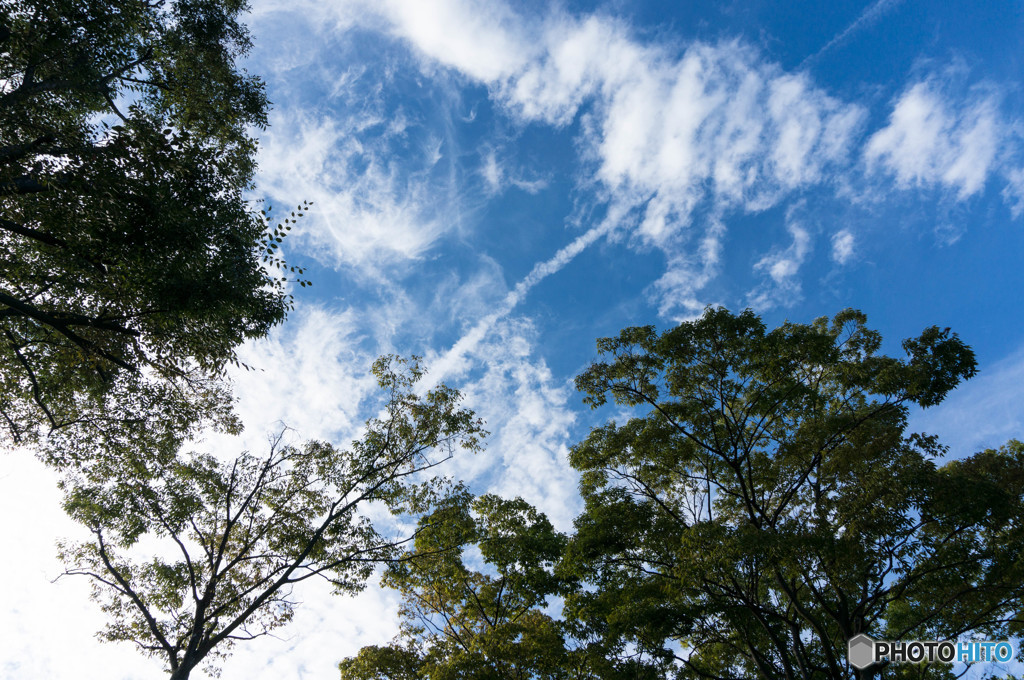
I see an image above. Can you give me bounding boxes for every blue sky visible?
[2,1,1024,678]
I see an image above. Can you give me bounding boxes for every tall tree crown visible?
[0,0,305,446]
[561,308,1024,680]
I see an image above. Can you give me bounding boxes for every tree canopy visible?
[339,492,582,680]
[338,488,684,680]
[59,356,484,680]
[0,0,305,446]
[561,308,1024,679]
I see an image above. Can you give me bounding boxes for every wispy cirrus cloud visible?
[747,206,814,310]
[356,2,869,314]
[479,147,549,196]
[1004,168,1024,219]
[256,110,454,276]
[910,342,1024,457]
[445,317,580,529]
[252,0,1023,320]
[228,304,382,443]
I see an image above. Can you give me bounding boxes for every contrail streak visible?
[427,210,622,387]
[801,0,905,69]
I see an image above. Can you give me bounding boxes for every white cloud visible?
[423,255,509,328]
[910,343,1024,458]
[436,318,581,530]
[228,304,381,444]
[768,74,859,189]
[290,2,868,316]
[504,14,622,125]
[0,456,159,680]
[380,0,534,82]
[479,147,549,196]
[372,8,865,315]
[650,216,726,320]
[256,0,1024,320]
[566,42,865,234]
[865,81,1002,199]
[256,109,453,276]
[481,149,503,194]
[1003,167,1024,219]
[248,0,369,80]
[748,209,813,309]
[219,580,404,680]
[831,229,855,264]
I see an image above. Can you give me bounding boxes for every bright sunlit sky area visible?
[3,0,1024,678]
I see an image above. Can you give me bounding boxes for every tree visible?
[339,492,607,680]
[0,0,306,446]
[58,356,483,680]
[561,307,1024,680]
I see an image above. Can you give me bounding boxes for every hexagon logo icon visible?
[848,634,875,670]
